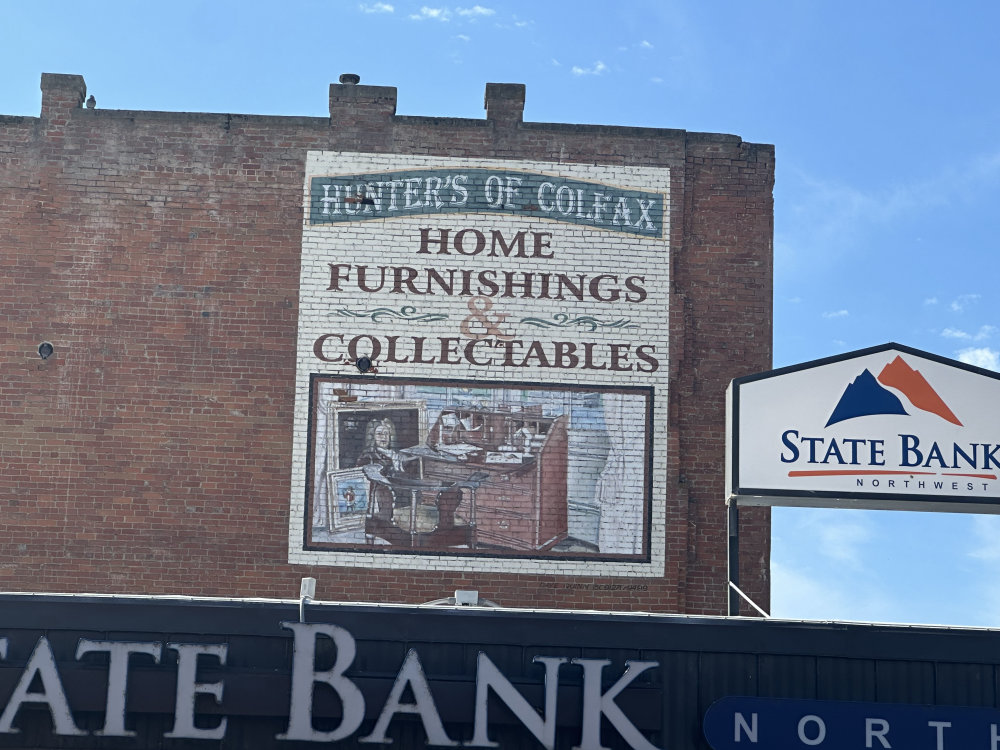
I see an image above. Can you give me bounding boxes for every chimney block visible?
[484,83,525,124]
[329,81,397,124]
[40,73,87,118]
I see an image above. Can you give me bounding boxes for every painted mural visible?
[306,377,652,559]
[289,152,670,576]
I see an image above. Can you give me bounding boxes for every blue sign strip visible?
[704,696,1000,749]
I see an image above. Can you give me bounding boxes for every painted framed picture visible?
[326,468,370,532]
[328,400,426,470]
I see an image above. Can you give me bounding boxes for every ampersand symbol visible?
[460,296,514,341]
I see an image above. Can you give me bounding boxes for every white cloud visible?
[957,347,1000,371]
[571,61,608,76]
[964,517,1000,625]
[822,309,848,319]
[924,297,939,306]
[410,6,451,20]
[816,519,873,570]
[359,1,394,11]
[950,293,981,312]
[650,76,663,84]
[770,509,895,622]
[640,40,654,49]
[947,517,1000,626]
[969,516,1000,561]
[967,581,1000,627]
[455,33,470,41]
[410,5,496,21]
[944,325,995,341]
[778,510,875,571]
[770,559,891,621]
[770,560,839,620]
[777,149,1000,275]
[770,561,855,620]
[457,5,494,16]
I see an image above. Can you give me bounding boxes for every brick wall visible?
[0,73,773,614]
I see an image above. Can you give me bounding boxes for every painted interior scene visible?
[307,377,651,559]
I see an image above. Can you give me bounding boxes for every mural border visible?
[302,373,655,564]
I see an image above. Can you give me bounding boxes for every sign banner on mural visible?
[289,152,671,575]
[308,168,664,236]
[728,343,1000,511]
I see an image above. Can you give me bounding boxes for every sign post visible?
[726,500,739,616]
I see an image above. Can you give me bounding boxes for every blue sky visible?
[3,0,999,626]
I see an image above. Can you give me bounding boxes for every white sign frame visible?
[727,343,1000,514]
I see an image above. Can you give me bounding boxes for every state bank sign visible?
[727,343,1000,513]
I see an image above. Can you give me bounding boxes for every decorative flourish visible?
[520,313,640,332]
[330,306,449,324]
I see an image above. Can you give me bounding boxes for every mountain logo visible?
[826,355,963,428]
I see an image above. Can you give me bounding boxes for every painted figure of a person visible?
[341,485,356,513]
[356,418,405,520]
[356,418,404,473]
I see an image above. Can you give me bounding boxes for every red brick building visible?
[0,72,773,614]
